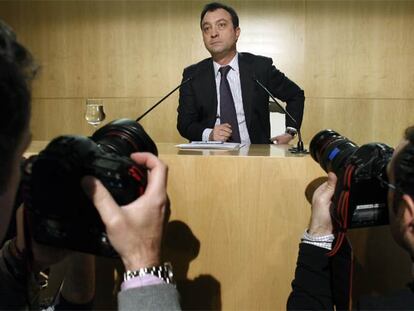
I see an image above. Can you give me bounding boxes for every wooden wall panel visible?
[305,0,414,99]
[301,98,414,146]
[31,95,186,142]
[2,0,413,144]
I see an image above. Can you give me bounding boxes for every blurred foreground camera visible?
[310,129,394,229]
[23,119,158,257]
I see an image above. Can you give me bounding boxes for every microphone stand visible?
[136,77,192,122]
[254,78,308,154]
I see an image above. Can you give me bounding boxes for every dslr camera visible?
[310,129,394,230]
[22,119,158,257]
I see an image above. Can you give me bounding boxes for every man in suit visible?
[177,2,305,144]
[0,20,180,310]
[287,126,414,309]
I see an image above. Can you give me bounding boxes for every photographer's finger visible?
[81,176,121,224]
[130,153,168,195]
[326,172,337,190]
[130,152,160,170]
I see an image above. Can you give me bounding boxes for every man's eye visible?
[218,22,226,29]
[203,26,211,33]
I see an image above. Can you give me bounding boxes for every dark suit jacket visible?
[177,52,305,144]
[287,243,414,310]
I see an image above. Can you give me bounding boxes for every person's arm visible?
[287,173,337,310]
[0,206,70,310]
[177,68,210,142]
[267,59,305,145]
[0,238,30,309]
[82,152,181,311]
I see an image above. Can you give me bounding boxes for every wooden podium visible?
[157,143,324,310]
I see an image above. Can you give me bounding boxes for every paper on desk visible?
[176,141,245,150]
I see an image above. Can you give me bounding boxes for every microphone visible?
[253,77,308,154]
[136,77,193,122]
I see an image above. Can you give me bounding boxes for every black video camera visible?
[310,129,394,230]
[22,119,158,257]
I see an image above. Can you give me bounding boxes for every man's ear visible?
[235,26,241,40]
[402,194,414,232]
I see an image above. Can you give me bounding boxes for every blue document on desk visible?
[176,141,245,150]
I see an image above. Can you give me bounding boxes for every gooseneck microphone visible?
[136,77,193,122]
[253,77,308,154]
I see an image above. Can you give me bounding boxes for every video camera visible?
[310,129,394,230]
[22,119,157,257]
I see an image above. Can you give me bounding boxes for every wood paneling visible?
[304,1,414,99]
[2,1,413,143]
[301,98,414,146]
[30,96,186,142]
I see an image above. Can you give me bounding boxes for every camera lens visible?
[91,119,158,156]
[310,129,358,173]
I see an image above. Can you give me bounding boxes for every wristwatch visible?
[285,127,298,138]
[123,262,174,284]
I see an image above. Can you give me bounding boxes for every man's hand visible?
[271,133,294,144]
[308,172,337,236]
[209,123,232,141]
[82,152,168,271]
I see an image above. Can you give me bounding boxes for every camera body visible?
[310,130,394,229]
[23,119,157,256]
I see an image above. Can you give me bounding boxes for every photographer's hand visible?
[82,152,168,271]
[308,172,337,236]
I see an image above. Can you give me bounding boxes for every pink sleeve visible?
[121,274,166,291]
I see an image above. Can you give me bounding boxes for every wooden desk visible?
[158,143,323,310]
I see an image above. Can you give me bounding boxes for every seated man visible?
[177,2,305,144]
[287,126,414,309]
[0,20,180,310]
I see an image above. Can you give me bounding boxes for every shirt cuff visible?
[121,274,166,291]
[300,230,335,250]
[202,128,213,141]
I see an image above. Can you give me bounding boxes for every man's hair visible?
[392,126,414,212]
[200,2,239,29]
[0,20,37,193]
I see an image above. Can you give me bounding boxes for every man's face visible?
[386,139,411,252]
[0,128,31,242]
[201,8,240,59]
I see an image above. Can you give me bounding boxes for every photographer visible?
[0,20,97,310]
[287,126,414,310]
[0,20,180,310]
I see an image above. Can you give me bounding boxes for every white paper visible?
[176,142,245,150]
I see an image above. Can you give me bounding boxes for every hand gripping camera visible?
[23,119,157,257]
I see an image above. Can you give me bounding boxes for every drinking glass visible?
[85,99,106,127]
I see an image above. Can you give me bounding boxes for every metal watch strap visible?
[285,127,298,137]
[123,262,174,284]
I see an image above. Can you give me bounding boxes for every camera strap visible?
[327,164,356,310]
[328,164,356,257]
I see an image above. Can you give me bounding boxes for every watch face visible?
[286,129,297,136]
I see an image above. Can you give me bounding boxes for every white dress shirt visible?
[202,53,251,144]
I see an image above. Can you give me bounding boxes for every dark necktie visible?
[219,66,241,143]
